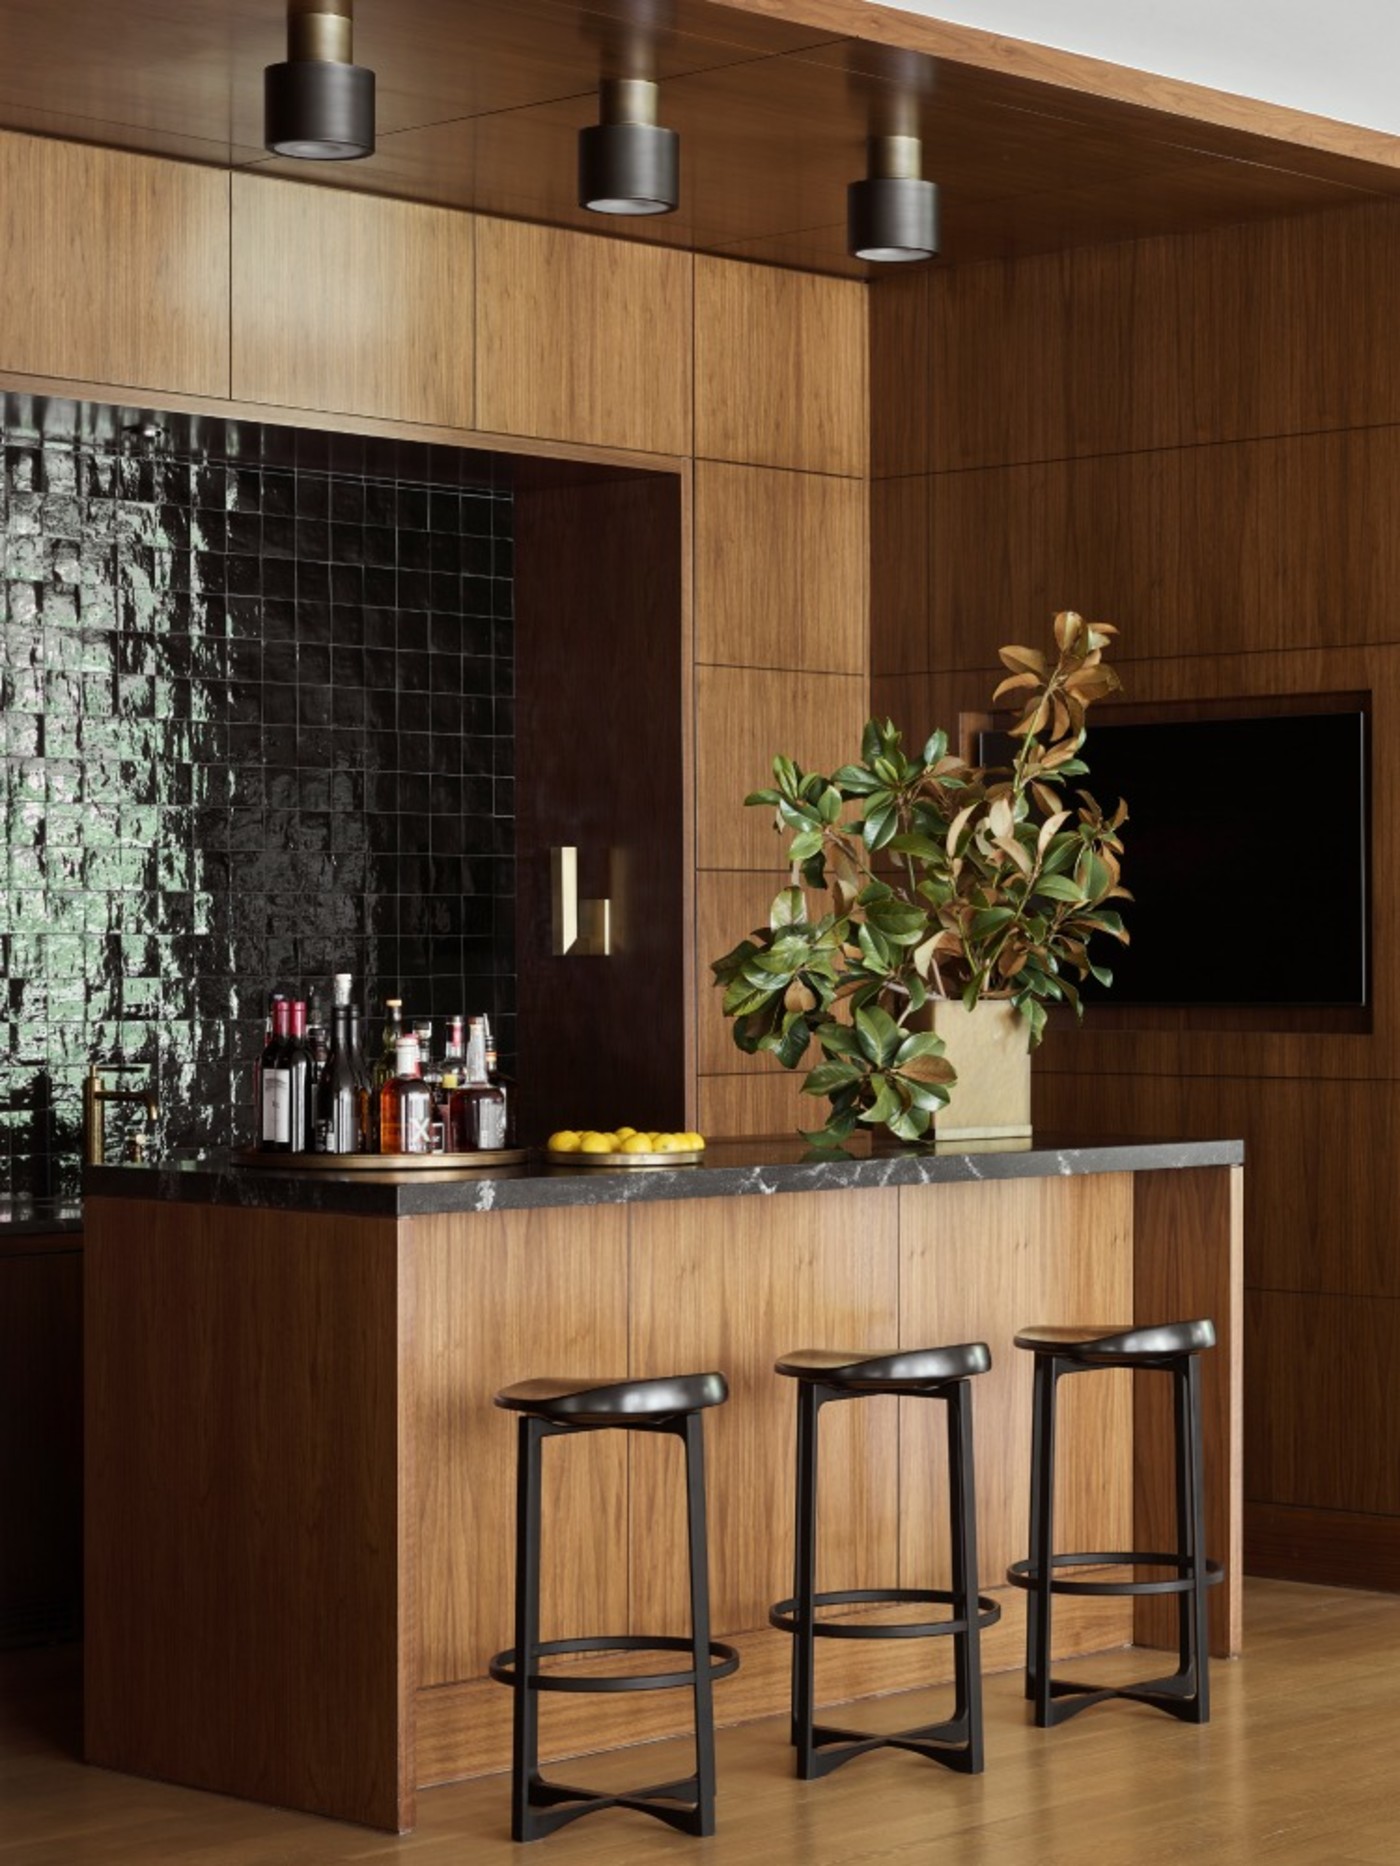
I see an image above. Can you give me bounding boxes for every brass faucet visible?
[83,1064,159,1168]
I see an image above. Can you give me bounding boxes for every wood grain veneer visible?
[475,218,691,457]
[897,1177,1134,1639]
[0,131,229,398]
[696,665,867,871]
[411,1207,630,1689]
[696,1069,813,1143]
[231,174,474,427]
[695,462,867,675]
[694,258,868,476]
[84,1197,413,1832]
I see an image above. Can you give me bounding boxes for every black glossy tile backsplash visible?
[1,396,515,1196]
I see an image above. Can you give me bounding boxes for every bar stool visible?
[488,1371,739,1842]
[769,1345,1001,1780]
[1006,1320,1224,1728]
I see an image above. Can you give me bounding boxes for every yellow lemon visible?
[654,1133,687,1153]
[548,1130,582,1153]
[620,1134,653,1153]
[682,1132,706,1151]
[614,1126,638,1140]
[579,1133,617,1153]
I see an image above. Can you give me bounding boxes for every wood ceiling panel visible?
[0,0,1398,277]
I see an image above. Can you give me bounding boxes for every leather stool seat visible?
[495,1371,728,1425]
[1012,1321,1215,1363]
[775,1344,991,1389]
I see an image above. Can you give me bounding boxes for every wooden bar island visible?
[83,1136,1243,1833]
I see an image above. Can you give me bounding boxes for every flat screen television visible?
[978,709,1369,1009]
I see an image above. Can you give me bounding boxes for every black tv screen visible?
[978,710,1368,1008]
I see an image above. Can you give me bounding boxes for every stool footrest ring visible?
[770,1586,1002,1641]
[489,1633,740,1694]
[1006,1551,1225,1599]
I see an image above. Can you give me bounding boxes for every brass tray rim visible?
[232,1147,531,1171]
[545,1147,704,1168]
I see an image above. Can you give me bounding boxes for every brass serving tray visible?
[233,1147,530,1171]
[546,1148,703,1169]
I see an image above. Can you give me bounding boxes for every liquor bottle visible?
[286,1000,312,1153]
[379,1034,432,1155]
[441,1015,466,1086]
[316,974,361,1154]
[370,997,404,1150]
[253,990,287,1142]
[259,997,293,1151]
[348,1003,372,1152]
[481,1013,517,1147]
[451,1017,508,1151]
[435,1015,466,1150]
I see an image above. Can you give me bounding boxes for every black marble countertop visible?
[84,1134,1244,1220]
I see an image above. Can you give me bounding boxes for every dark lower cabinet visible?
[0,1238,82,1647]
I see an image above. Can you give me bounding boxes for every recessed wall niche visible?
[0,394,515,1195]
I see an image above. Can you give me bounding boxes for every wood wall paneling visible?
[0,131,229,398]
[411,1207,631,1690]
[695,461,868,674]
[694,256,868,475]
[475,217,691,456]
[230,174,474,427]
[83,1200,411,1833]
[696,665,867,870]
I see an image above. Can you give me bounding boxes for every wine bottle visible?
[286,1000,312,1153]
[379,1035,432,1155]
[316,974,361,1154]
[253,990,287,1143]
[451,1018,508,1151]
[259,998,293,1151]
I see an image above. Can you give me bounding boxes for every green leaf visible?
[803,1059,866,1095]
[887,833,946,861]
[862,801,899,852]
[858,1075,902,1126]
[1034,874,1084,903]
[832,763,884,796]
[770,887,805,930]
[776,1015,813,1071]
[722,979,780,1018]
[894,1030,948,1065]
[818,1023,864,1058]
[787,828,823,861]
[969,906,1017,939]
[922,729,948,766]
[855,1004,902,1067]
[744,788,781,807]
[817,784,843,823]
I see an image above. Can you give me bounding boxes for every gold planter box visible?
[923,998,1032,1142]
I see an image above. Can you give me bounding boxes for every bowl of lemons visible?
[546,1127,706,1167]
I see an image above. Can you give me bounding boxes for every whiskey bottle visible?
[379,1035,433,1155]
[450,1018,508,1151]
[370,997,405,1150]
[481,1013,517,1147]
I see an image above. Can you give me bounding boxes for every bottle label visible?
[404,1103,432,1153]
[262,1070,291,1145]
[478,1097,507,1150]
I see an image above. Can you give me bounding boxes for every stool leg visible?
[1027,1355,1059,1728]
[1179,1354,1211,1723]
[792,1381,821,1778]
[682,1411,718,1837]
[946,1379,986,1772]
[511,1415,545,1843]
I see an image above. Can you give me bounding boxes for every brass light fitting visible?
[579,77,679,216]
[265,0,375,161]
[83,1065,159,1169]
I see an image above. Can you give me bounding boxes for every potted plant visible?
[711,612,1130,1148]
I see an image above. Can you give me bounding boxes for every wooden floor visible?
[3,1581,1397,1864]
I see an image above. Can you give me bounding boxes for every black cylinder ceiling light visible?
[848,132,939,263]
[579,77,679,216]
[265,0,375,161]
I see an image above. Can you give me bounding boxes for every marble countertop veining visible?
[84,1134,1244,1220]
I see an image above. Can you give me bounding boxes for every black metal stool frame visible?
[770,1374,1001,1780]
[1007,1347,1222,1728]
[489,1409,739,1842]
